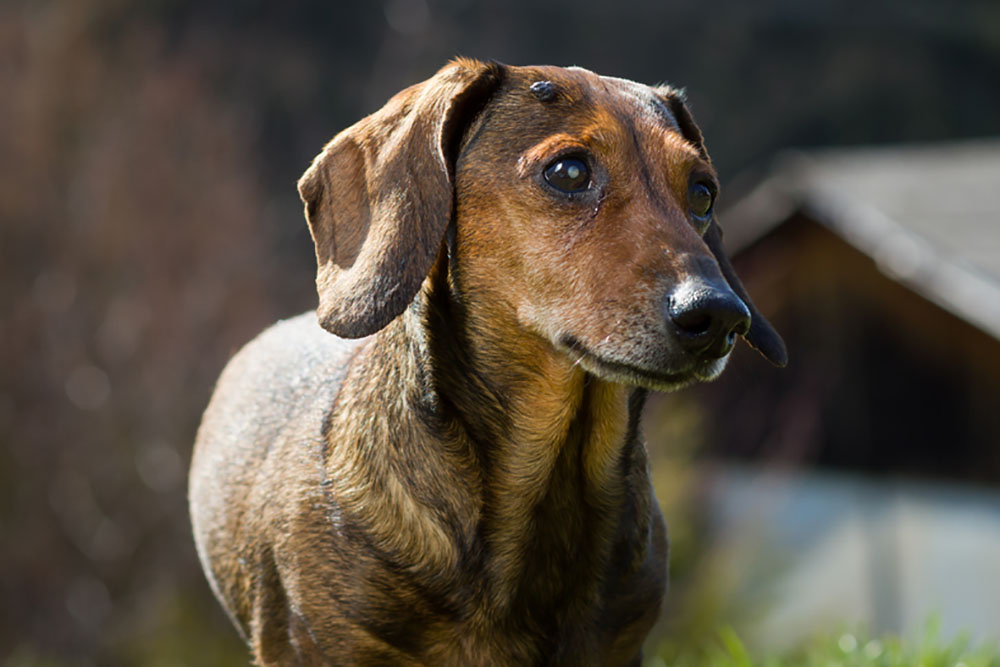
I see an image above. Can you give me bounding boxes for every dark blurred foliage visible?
[2,0,999,663]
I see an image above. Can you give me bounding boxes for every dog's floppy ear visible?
[703,223,787,366]
[657,86,788,367]
[298,59,503,338]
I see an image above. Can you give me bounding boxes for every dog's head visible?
[299,59,786,391]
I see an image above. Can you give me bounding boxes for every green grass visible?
[649,619,1000,667]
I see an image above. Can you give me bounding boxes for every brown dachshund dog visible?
[189,58,786,666]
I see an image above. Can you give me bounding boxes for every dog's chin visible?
[560,337,732,392]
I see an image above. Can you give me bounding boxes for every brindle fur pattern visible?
[189,59,785,666]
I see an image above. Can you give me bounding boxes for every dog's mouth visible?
[557,335,727,392]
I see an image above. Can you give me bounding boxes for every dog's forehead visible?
[514,65,681,132]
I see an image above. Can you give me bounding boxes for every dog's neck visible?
[323,272,655,629]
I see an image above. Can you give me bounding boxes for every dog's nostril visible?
[723,322,747,348]
[732,318,750,339]
[673,309,713,336]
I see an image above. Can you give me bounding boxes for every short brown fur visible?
[190,59,785,666]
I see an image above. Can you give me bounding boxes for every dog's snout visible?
[667,281,751,359]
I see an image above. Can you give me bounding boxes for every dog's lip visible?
[557,335,702,386]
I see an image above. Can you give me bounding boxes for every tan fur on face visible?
[453,66,735,391]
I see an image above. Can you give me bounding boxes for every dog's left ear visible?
[298,59,504,338]
[657,87,788,367]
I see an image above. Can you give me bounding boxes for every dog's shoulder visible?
[191,311,367,500]
[190,312,368,637]
[200,312,366,443]
[190,310,367,529]
[224,310,364,398]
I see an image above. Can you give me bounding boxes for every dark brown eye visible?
[689,182,715,220]
[544,158,590,193]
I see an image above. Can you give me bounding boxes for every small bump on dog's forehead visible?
[529,80,558,102]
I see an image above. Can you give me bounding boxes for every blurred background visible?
[3,0,999,664]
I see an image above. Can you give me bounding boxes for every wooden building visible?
[698,139,1000,482]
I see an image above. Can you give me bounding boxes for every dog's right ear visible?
[298,59,503,338]
[655,85,787,367]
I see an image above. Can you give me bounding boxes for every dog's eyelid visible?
[688,169,719,193]
[521,134,591,165]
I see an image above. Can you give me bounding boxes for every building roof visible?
[723,139,1000,341]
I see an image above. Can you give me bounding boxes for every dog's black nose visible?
[667,281,751,359]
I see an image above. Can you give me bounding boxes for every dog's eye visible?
[689,182,715,220]
[544,158,590,193]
